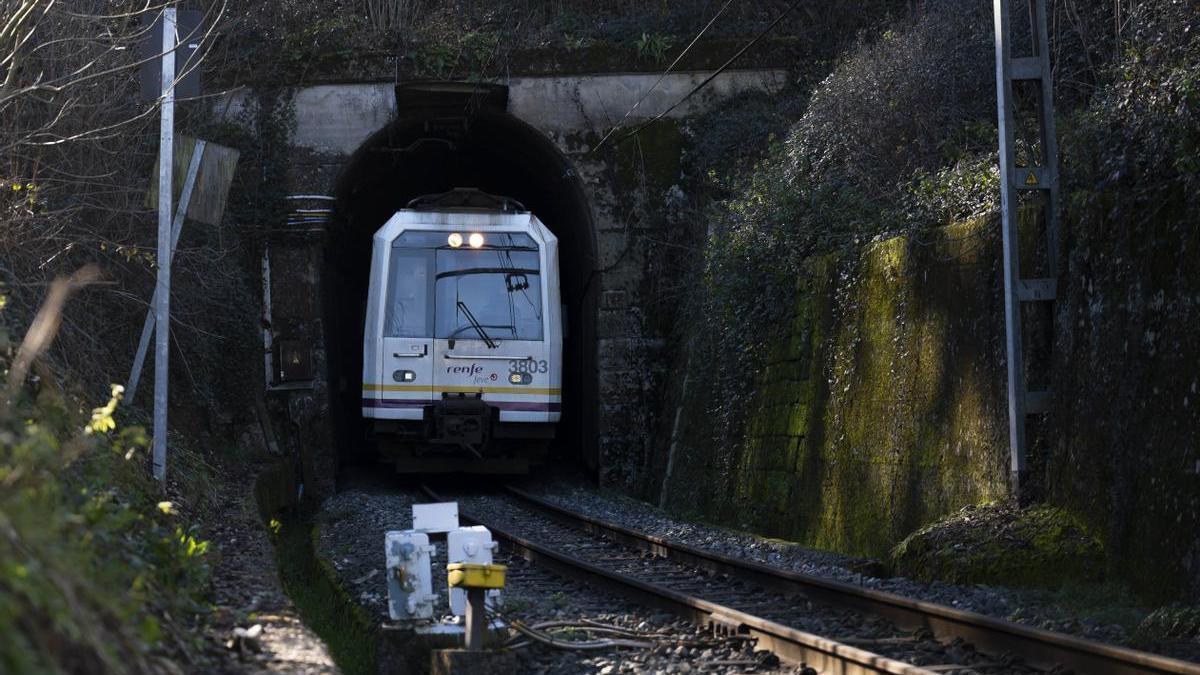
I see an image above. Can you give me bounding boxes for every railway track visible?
[424,486,979,674]
[421,484,1200,675]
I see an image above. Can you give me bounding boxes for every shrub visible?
[786,0,995,203]
[1064,0,1200,210]
[0,371,212,673]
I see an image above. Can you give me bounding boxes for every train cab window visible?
[385,239,435,338]
[435,233,543,342]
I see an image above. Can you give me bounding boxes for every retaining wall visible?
[659,208,1200,598]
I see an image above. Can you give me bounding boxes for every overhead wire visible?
[588,0,738,155]
[606,0,803,150]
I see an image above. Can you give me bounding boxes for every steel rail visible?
[420,485,935,675]
[503,485,1200,675]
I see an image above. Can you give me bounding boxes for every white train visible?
[361,189,562,473]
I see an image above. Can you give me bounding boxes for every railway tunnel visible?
[322,82,600,472]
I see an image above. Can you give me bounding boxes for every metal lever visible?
[393,345,428,358]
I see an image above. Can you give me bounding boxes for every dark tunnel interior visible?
[323,85,599,473]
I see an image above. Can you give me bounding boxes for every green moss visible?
[671,219,1009,557]
[256,467,376,675]
[889,503,1104,589]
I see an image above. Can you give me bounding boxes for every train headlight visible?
[468,232,484,248]
[447,232,463,248]
[393,369,417,383]
[509,372,532,385]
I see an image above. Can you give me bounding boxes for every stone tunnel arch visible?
[322,82,599,472]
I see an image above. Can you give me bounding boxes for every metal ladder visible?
[993,0,1060,500]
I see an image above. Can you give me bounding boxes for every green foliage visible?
[634,32,673,65]
[1063,0,1200,212]
[686,122,889,449]
[0,181,47,219]
[662,0,1199,598]
[670,2,1006,453]
[405,31,501,79]
[278,11,372,65]
[0,377,212,673]
[677,0,1200,451]
[900,151,1000,226]
[787,0,994,203]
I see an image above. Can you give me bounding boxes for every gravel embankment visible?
[450,492,1039,673]
[316,486,798,674]
[524,480,1133,646]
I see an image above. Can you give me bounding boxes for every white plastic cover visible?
[385,530,437,621]
[447,525,501,616]
[412,502,459,533]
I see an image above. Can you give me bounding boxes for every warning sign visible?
[1024,170,1040,186]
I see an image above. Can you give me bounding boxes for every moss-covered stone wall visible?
[660,206,1199,598]
[662,218,1011,556]
[1050,198,1200,599]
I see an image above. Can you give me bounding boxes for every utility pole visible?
[153,6,177,484]
[993,0,1061,502]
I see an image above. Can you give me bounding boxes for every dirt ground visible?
[203,460,338,675]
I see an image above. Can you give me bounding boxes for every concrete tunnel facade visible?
[234,70,789,485]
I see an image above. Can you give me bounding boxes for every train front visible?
[361,196,562,473]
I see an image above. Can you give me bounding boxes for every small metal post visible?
[153,6,177,484]
[464,588,486,651]
[261,247,274,388]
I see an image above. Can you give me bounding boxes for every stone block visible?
[430,649,518,675]
[597,307,642,339]
[601,289,628,309]
[598,370,646,397]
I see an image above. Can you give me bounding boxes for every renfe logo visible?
[446,364,484,376]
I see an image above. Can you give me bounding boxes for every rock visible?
[227,623,264,655]
[1134,605,1200,642]
[889,503,1105,589]
[352,568,379,585]
[430,649,519,675]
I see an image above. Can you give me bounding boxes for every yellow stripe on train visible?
[363,384,563,396]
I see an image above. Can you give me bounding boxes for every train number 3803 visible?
[510,359,549,374]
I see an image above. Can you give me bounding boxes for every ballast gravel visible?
[315,484,800,674]
[523,479,1137,647]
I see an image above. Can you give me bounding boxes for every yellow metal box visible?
[447,562,507,589]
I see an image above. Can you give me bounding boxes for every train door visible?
[379,241,436,412]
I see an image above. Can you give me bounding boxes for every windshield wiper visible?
[456,300,498,349]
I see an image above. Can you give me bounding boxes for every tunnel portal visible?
[323,82,599,471]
